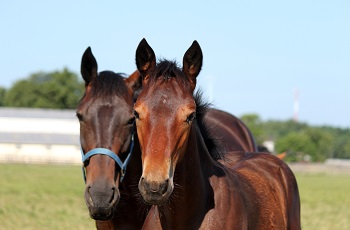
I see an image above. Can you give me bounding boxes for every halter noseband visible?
[80,133,134,183]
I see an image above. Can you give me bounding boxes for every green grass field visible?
[0,164,349,229]
[296,172,350,229]
[0,164,94,230]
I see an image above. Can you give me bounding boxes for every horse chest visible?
[195,177,248,229]
[198,204,248,230]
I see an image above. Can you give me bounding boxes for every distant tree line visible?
[1,69,349,162]
[0,68,84,109]
[240,114,350,162]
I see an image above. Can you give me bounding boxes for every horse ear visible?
[81,47,98,86]
[182,41,203,92]
[135,38,156,84]
[125,70,143,101]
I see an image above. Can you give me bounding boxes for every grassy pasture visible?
[0,164,94,230]
[296,172,350,229]
[0,164,349,229]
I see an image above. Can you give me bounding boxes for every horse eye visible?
[186,112,196,123]
[133,110,140,119]
[127,117,135,125]
[76,113,84,122]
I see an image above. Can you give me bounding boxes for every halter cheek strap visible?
[80,133,134,183]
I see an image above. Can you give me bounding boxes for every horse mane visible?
[90,71,129,98]
[194,90,224,161]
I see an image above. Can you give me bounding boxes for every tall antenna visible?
[293,88,299,122]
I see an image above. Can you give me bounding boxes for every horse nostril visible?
[160,179,169,194]
[109,187,115,203]
[109,187,120,206]
[85,186,94,206]
[140,177,147,189]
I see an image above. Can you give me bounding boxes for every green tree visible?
[275,131,316,162]
[262,119,309,140]
[304,127,334,161]
[240,113,264,145]
[235,113,350,161]
[0,87,6,106]
[275,128,334,162]
[321,126,350,159]
[4,68,84,109]
[343,140,350,159]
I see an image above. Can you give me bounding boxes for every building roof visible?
[0,132,79,145]
[0,107,76,119]
[0,107,79,145]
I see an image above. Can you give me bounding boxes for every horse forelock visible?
[148,60,190,85]
[89,71,129,99]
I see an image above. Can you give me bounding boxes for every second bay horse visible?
[134,38,301,229]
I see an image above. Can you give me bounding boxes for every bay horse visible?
[134,39,301,229]
[78,47,148,229]
[77,46,258,229]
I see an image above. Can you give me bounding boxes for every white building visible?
[262,140,275,153]
[0,108,81,164]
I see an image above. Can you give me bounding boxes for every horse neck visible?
[178,122,218,178]
[159,123,222,225]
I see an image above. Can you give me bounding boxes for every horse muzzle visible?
[138,177,173,205]
[84,184,120,220]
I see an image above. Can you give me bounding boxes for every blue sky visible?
[1,1,349,128]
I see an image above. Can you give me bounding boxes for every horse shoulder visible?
[199,166,248,229]
[230,152,300,229]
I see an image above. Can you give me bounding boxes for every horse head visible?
[77,47,141,220]
[134,39,203,205]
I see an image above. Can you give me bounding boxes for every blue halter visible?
[80,133,134,183]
